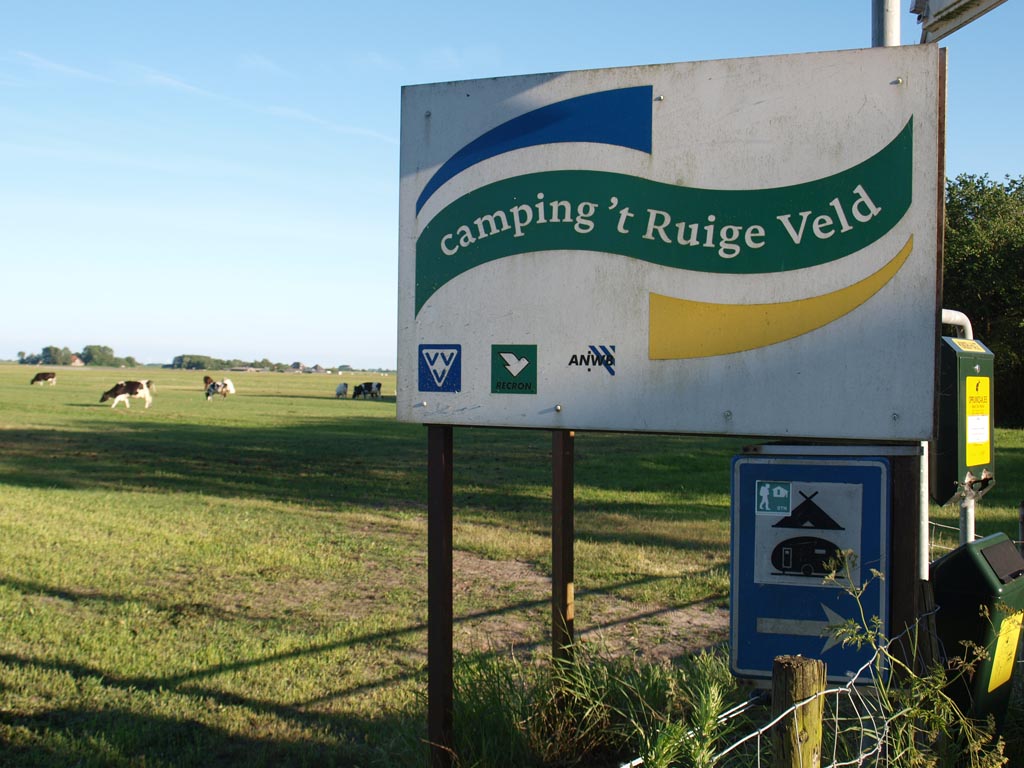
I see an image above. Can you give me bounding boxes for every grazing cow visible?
[352,381,382,399]
[205,378,236,400]
[30,372,56,386]
[335,382,349,399]
[100,380,153,409]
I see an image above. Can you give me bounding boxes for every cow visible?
[100,380,153,409]
[335,382,349,399]
[352,381,382,399]
[30,372,56,386]
[205,378,236,400]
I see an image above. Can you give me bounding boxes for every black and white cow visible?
[30,372,56,386]
[335,382,349,399]
[206,378,236,400]
[100,380,153,409]
[352,381,382,399]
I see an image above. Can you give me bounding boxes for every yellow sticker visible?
[988,611,1023,693]
[965,377,991,466]
[952,338,986,353]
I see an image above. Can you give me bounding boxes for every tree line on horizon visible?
[15,347,357,373]
[18,345,137,368]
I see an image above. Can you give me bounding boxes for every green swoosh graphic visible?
[415,119,912,315]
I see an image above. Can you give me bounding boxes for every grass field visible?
[1,363,1021,766]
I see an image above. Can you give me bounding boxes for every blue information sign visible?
[731,456,890,683]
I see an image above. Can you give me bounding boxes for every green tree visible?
[943,173,1024,425]
[40,346,72,366]
[80,345,116,366]
[172,354,216,370]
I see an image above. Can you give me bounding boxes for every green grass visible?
[1,363,1022,766]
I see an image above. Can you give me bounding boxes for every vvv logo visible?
[419,345,461,392]
[414,86,917,360]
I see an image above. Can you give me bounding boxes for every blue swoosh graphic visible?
[416,85,653,214]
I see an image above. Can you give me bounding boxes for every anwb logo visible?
[419,345,461,392]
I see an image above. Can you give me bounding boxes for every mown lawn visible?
[0,363,1021,766]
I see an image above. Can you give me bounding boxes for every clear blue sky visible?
[2,1,1019,369]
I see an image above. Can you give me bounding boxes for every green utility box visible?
[929,336,995,505]
[931,533,1024,724]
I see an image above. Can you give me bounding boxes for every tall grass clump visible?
[450,643,747,767]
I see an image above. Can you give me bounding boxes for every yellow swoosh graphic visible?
[649,236,913,359]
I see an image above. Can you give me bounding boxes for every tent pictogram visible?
[771,491,844,530]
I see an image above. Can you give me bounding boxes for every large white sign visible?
[398,45,943,440]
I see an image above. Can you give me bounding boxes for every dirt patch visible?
[451,550,728,664]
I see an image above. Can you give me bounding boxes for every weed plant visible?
[821,560,1008,768]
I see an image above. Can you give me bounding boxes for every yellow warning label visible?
[988,611,1023,693]
[952,338,986,353]
[965,377,991,466]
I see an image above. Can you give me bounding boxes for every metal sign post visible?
[427,425,453,768]
[552,430,576,662]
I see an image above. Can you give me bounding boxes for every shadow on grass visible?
[0,567,725,767]
[0,419,744,529]
[0,699,412,767]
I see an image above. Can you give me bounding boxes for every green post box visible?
[930,532,1024,725]
[929,336,995,506]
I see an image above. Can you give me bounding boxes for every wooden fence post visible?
[772,655,826,768]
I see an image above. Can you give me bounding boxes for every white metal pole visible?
[961,497,976,546]
[872,0,901,47]
[920,441,930,578]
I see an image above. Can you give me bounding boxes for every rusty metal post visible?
[552,430,575,662]
[428,425,454,768]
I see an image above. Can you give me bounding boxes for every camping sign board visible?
[397,45,943,439]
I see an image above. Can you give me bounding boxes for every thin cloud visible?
[141,68,213,96]
[350,50,403,73]
[238,53,284,75]
[15,51,110,82]
[264,105,397,144]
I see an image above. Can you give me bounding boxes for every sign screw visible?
[723,410,733,420]
[555,404,563,413]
